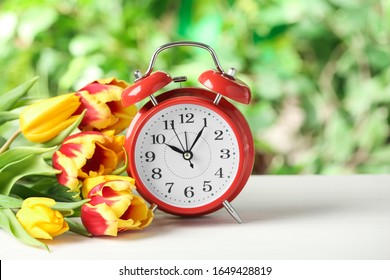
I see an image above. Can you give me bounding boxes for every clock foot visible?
[150,203,158,213]
[223,200,242,224]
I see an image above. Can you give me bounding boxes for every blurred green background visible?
[1,0,389,174]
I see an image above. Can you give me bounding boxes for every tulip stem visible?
[0,129,21,154]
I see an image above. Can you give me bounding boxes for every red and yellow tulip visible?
[52,130,125,194]
[16,197,69,240]
[74,78,137,134]
[80,176,153,236]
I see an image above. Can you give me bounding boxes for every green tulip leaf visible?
[0,154,59,196]
[0,208,49,251]
[58,210,74,217]
[11,183,65,203]
[11,178,80,203]
[0,76,39,111]
[0,146,56,170]
[0,194,23,208]
[0,111,19,125]
[43,109,86,147]
[65,218,92,237]
[53,199,90,212]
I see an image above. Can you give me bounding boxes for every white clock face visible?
[134,102,241,208]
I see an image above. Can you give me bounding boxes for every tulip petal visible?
[86,84,122,102]
[16,198,69,240]
[119,195,154,231]
[75,78,134,134]
[53,151,82,191]
[102,132,125,157]
[117,218,141,231]
[81,203,118,236]
[27,224,55,240]
[88,181,133,217]
[24,115,81,143]
[23,197,56,208]
[105,102,137,134]
[62,130,107,146]
[19,93,81,143]
[20,93,80,130]
[53,131,125,194]
[80,78,127,102]
[76,90,117,130]
[80,178,152,236]
[56,143,90,168]
[79,142,118,178]
[95,77,129,90]
[81,175,135,199]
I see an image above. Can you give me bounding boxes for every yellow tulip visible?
[19,93,81,143]
[16,197,69,240]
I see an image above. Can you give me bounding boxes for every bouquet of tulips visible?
[0,77,154,251]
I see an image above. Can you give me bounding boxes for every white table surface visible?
[1,175,389,260]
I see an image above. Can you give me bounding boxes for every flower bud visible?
[16,197,69,240]
[52,130,125,195]
[19,93,81,143]
[75,78,137,134]
[81,177,153,236]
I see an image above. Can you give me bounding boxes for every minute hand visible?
[189,125,206,151]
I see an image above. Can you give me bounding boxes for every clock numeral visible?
[184,186,195,198]
[215,168,224,178]
[151,134,166,144]
[214,130,223,140]
[203,118,208,127]
[203,180,212,192]
[166,182,174,193]
[220,149,230,159]
[151,168,162,179]
[163,120,175,130]
[179,113,194,124]
[145,151,155,162]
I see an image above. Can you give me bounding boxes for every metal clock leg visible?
[150,203,158,213]
[149,94,158,106]
[223,200,242,224]
[213,93,222,105]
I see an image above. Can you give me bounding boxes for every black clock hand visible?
[184,131,193,168]
[165,143,184,154]
[166,143,194,169]
[171,123,186,152]
[169,124,194,168]
[184,131,189,151]
[189,125,206,151]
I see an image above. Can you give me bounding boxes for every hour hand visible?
[166,143,194,168]
[165,144,183,154]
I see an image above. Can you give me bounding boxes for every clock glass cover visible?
[133,101,241,208]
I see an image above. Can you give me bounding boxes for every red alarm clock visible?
[121,41,254,223]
